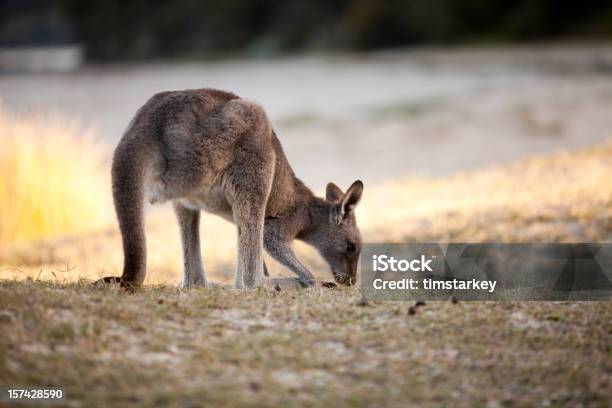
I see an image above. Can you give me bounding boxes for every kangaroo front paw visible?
[298,278,317,288]
[264,277,307,290]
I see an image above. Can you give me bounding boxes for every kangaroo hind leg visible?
[232,193,269,289]
[174,201,207,288]
[227,160,274,289]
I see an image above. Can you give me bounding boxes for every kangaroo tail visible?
[110,139,148,288]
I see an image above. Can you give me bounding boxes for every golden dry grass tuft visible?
[0,107,112,245]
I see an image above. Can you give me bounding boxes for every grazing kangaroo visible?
[99,88,363,289]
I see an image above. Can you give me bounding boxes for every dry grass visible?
[0,118,611,406]
[0,107,112,245]
[0,281,609,407]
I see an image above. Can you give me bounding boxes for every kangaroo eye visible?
[347,242,357,254]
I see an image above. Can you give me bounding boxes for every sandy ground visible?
[1,45,612,188]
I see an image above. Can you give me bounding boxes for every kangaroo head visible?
[308,180,363,286]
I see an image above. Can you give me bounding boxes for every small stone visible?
[408,306,416,315]
[356,299,369,307]
[415,301,426,308]
[0,310,13,323]
[449,295,458,304]
[274,283,282,292]
[157,298,164,305]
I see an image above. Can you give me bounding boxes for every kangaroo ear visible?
[331,180,363,224]
[341,180,363,214]
[326,182,344,203]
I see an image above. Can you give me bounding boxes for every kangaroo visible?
[98,88,363,290]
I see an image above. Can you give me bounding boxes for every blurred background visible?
[1,0,612,284]
[3,0,612,60]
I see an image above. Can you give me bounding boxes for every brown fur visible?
[98,88,363,289]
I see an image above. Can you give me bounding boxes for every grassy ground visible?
[1,129,612,406]
[1,281,610,407]
[2,47,611,406]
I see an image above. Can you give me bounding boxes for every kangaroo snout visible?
[331,256,359,286]
[333,272,357,286]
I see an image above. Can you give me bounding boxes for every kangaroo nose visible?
[333,273,356,286]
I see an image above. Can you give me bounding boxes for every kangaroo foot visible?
[179,276,208,289]
[93,276,138,293]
